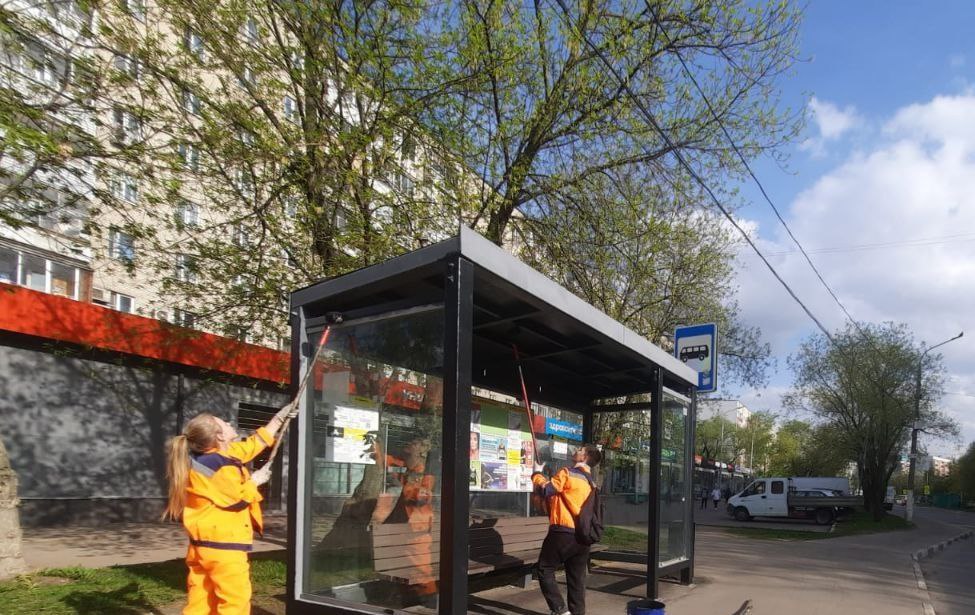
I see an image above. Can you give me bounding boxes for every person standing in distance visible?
[531,444,602,615]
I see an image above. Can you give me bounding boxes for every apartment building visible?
[697,398,752,428]
[2,0,472,349]
[1,0,97,303]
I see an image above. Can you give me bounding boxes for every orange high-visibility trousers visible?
[183,546,251,615]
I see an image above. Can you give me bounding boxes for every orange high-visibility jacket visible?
[532,465,593,531]
[182,427,274,551]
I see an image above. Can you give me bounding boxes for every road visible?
[912,506,975,615]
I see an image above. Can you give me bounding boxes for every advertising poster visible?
[481,462,508,490]
[471,403,482,433]
[507,410,523,432]
[552,439,569,460]
[519,440,534,466]
[507,467,521,491]
[480,434,501,461]
[506,436,522,466]
[479,404,508,437]
[470,432,480,460]
[469,460,481,488]
[520,467,534,490]
[326,405,378,464]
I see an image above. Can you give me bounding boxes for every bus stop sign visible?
[674,323,717,392]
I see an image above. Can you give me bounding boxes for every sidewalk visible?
[21,514,287,570]
[18,509,966,615]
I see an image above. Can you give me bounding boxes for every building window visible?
[20,254,47,291]
[243,17,259,45]
[234,326,251,343]
[123,0,145,20]
[233,223,250,247]
[110,174,139,202]
[0,247,17,284]
[184,28,205,59]
[237,129,255,146]
[50,262,76,297]
[113,54,140,80]
[109,228,136,263]
[283,96,297,123]
[234,169,253,196]
[391,170,414,196]
[112,291,134,313]
[1,245,82,299]
[182,90,202,115]
[174,308,196,328]
[112,108,140,143]
[177,143,200,170]
[175,200,199,227]
[175,253,197,283]
[238,66,255,87]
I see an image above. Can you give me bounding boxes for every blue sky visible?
[717,2,975,458]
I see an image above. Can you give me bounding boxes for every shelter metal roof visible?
[292,226,698,411]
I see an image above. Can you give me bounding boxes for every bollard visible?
[626,599,666,615]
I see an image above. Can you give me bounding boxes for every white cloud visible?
[799,97,860,157]
[735,93,975,456]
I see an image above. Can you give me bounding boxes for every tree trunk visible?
[0,438,27,579]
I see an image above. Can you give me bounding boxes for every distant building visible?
[697,399,752,428]
[931,456,951,477]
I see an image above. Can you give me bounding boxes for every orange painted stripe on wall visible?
[0,282,290,384]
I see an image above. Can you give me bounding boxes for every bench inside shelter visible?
[371,516,607,587]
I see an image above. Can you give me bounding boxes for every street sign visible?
[674,323,718,392]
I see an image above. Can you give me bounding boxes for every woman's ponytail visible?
[161,413,220,521]
[162,434,190,521]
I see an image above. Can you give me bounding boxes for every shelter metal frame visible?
[286,227,699,614]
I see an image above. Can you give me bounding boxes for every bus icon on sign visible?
[679,345,709,363]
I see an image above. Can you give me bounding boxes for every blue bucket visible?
[627,599,666,615]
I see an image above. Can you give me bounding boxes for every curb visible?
[911,530,974,562]
[910,530,974,615]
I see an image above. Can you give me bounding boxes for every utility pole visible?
[907,331,962,522]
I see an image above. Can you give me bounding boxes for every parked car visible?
[894,494,907,506]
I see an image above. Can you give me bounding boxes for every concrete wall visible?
[0,343,289,526]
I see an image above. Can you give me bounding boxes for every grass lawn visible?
[724,511,914,541]
[602,526,649,551]
[0,551,287,614]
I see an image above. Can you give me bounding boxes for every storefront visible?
[286,227,698,614]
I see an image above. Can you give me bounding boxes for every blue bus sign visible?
[674,323,717,392]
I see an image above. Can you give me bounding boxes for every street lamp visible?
[906,331,963,522]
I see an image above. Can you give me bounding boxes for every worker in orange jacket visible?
[163,405,297,614]
[531,444,603,615]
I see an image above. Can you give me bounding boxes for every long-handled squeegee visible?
[265,312,342,463]
[511,344,539,462]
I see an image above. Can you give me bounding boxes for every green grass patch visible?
[724,511,914,542]
[830,510,913,537]
[0,551,287,614]
[602,526,649,552]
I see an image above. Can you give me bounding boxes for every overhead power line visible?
[641,1,860,341]
[550,0,836,343]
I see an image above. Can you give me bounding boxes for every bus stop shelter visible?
[286,227,699,614]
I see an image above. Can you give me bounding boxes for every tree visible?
[766,419,849,478]
[521,168,774,388]
[786,323,959,520]
[695,411,775,469]
[421,0,803,244]
[954,442,975,506]
[0,1,137,237]
[91,0,472,338]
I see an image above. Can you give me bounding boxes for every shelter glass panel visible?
[659,389,690,567]
[593,409,651,555]
[299,307,444,611]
